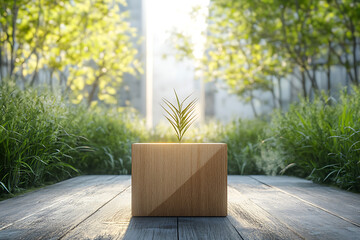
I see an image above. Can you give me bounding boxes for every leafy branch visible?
[161,90,197,142]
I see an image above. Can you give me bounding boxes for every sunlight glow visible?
[146,0,210,126]
[151,0,209,58]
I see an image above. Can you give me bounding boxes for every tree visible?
[0,0,141,106]
[171,0,360,110]
[172,0,291,114]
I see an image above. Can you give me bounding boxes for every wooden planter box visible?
[131,143,227,216]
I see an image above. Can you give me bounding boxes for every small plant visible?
[161,90,197,142]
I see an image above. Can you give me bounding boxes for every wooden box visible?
[131,143,227,216]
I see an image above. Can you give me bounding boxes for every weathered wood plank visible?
[178,217,241,240]
[122,217,177,240]
[250,175,360,226]
[0,175,99,229]
[1,175,359,240]
[62,187,178,240]
[228,176,360,240]
[228,186,302,240]
[0,176,131,240]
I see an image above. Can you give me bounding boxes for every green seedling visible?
[161,90,197,142]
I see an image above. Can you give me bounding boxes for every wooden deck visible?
[0,175,359,240]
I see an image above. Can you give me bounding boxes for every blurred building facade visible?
[118,0,146,115]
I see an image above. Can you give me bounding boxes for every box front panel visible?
[132,143,227,216]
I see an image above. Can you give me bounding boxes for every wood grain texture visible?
[250,175,360,226]
[0,175,96,230]
[131,143,227,216]
[0,176,131,240]
[122,217,177,240]
[178,217,241,240]
[62,187,133,239]
[228,176,360,240]
[227,186,302,240]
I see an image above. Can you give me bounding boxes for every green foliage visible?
[263,89,360,191]
[0,82,145,195]
[161,90,197,142]
[0,0,141,106]
[1,82,359,195]
[67,107,147,175]
[224,119,267,175]
[171,0,360,107]
[0,82,80,194]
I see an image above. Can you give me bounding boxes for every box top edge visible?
[132,143,227,145]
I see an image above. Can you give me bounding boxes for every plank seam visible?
[177,217,179,240]
[249,176,360,228]
[58,184,131,240]
[225,215,245,240]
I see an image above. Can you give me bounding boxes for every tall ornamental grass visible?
[0,83,80,193]
[264,89,360,191]
[67,107,146,175]
[223,119,266,175]
[0,82,145,195]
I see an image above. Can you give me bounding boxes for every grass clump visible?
[0,82,145,195]
[263,89,360,191]
[67,107,146,175]
[224,119,267,175]
[0,82,80,194]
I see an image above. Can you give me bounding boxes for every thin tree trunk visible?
[0,21,2,81]
[0,21,3,81]
[326,41,332,94]
[59,71,65,87]
[270,87,277,109]
[304,62,319,93]
[249,91,258,118]
[30,53,39,86]
[49,69,54,90]
[277,76,283,109]
[270,77,277,109]
[311,61,319,94]
[289,77,294,103]
[350,22,358,85]
[326,66,331,94]
[0,42,3,81]
[20,66,26,86]
[9,0,18,77]
[3,22,9,78]
[345,57,355,84]
[88,76,99,106]
[30,69,38,86]
[301,70,307,98]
